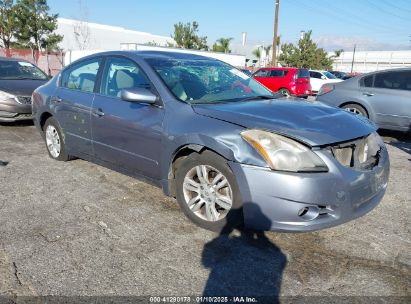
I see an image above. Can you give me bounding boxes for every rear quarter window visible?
[297,69,309,78]
[361,75,374,87]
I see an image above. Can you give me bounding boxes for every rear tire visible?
[175,150,243,233]
[342,103,368,118]
[278,88,290,96]
[43,117,70,161]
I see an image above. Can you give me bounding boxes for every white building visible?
[56,18,175,51]
[57,18,246,67]
[331,50,411,73]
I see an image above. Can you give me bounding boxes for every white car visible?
[309,70,343,94]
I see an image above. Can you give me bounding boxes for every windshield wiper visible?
[237,95,277,102]
[12,76,46,80]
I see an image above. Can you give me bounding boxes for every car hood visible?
[0,79,47,96]
[192,98,375,146]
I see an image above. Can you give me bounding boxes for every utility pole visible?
[350,44,356,73]
[271,0,280,66]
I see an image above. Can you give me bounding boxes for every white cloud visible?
[315,35,411,52]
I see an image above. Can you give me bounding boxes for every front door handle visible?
[92,108,105,117]
[363,92,374,96]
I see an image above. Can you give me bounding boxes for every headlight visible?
[0,90,16,101]
[241,129,328,172]
[357,132,384,164]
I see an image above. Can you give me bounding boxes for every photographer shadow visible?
[201,206,287,302]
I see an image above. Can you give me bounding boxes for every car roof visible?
[80,50,219,61]
[259,67,300,70]
[362,67,411,75]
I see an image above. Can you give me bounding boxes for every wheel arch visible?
[165,144,231,197]
[39,111,53,131]
[339,101,371,118]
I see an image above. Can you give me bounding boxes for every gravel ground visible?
[0,122,410,302]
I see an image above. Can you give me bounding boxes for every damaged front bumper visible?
[230,143,390,232]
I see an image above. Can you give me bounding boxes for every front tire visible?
[43,117,70,161]
[175,150,243,232]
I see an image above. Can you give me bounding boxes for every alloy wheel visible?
[45,125,61,158]
[182,165,233,222]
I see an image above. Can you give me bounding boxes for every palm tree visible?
[264,45,272,57]
[252,48,261,60]
[332,49,344,58]
[252,47,262,66]
[212,37,233,53]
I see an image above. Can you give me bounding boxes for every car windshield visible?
[323,71,337,79]
[146,57,274,104]
[0,60,48,80]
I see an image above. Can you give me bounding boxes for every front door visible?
[91,56,164,179]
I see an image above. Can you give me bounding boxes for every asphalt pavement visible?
[0,122,410,302]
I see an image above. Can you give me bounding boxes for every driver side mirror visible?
[321,76,327,80]
[120,88,158,104]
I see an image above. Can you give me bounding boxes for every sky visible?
[47,0,411,52]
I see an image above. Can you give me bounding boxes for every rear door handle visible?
[92,108,105,117]
[363,92,374,96]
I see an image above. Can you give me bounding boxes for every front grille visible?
[16,96,32,104]
[329,134,381,170]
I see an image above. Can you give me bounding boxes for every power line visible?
[288,0,408,35]
[362,0,411,22]
[379,0,411,14]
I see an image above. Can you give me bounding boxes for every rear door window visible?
[253,69,270,77]
[374,71,411,91]
[310,71,322,79]
[269,70,288,77]
[61,58,101,93]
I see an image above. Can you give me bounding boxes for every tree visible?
[278,30,333,70]
[172,21,208,50]
[252,47,261,60]
[264,45,272,58]
[332,48,344,58]
[212,37,232,53]
[252,47,261,66]
[73,0,90,50]
[13,0,62,51]
[0,0,17,49]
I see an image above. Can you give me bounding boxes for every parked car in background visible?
[32,51,389,232]
[253,67,312,97]
[240,69,253,76]
[317,68,411,132]
[330,71,354,80]
[0,57,48,122]
[309,70,343,94]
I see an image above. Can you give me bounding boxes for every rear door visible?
[53,57,102,156]
[268,69,288,92]
[91,55,165,179]
[360,70,411,131]
[253,69,274,90]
